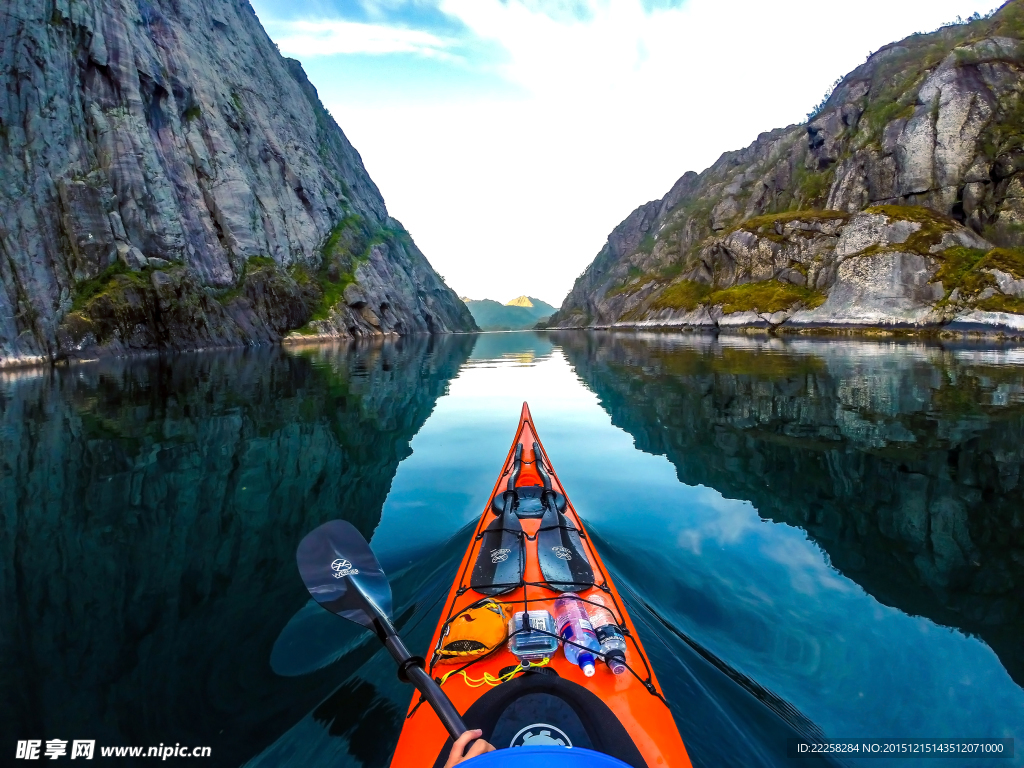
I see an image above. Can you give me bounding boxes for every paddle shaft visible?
[380,630,468,740]
[351,586,468,741]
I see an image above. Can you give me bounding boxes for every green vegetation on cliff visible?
[651,279,824,314]
[71,261,153,315]
[712,282,826,314]
[731,210,849,238]
[931,245,1024,310]
[864,206,962,256]
[650,280,711,311]
[294,213,382,333]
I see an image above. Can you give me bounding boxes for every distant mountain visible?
[506,295,542,308]
[512,296,556,315]
[463,296,556,331]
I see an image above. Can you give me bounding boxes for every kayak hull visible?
[389,403,691,768]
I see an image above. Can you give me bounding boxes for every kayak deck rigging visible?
[422,582,666,688]
[389,403,691,768]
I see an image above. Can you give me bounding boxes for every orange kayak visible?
[390,403,691,768]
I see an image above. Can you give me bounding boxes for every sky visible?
[250,0,1002,307]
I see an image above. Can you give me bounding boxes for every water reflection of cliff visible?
[0,335,473,765]
[555,331,1024,688]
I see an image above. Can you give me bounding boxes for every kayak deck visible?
[390,403,691,768]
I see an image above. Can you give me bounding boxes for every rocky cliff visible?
[549,2,1024,337]
[556,331,1024,688]
[0,0,476,368]
[0,335,474,764]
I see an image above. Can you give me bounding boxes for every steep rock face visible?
[0,0,475,367]
[555,331,1024,687]
[549,2,1024,336]
[0,335,474,763]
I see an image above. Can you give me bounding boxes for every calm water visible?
[2,332,1022,767]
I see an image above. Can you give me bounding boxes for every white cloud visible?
[271,18,453,58]
[440,0,652,98]
[439,0,1000,108]
[674,489,761,555]
[258,0,1002,305]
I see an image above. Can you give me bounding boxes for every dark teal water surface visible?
[2,332,1022,767]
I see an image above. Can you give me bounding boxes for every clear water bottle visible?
[507,610,559,667]
[553,593,601,677]
[588,593,628,675]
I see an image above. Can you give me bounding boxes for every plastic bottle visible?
[588,593,628,674]
[553,593,601,677]
[507,610,559,667]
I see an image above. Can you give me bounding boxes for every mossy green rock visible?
[56,260,325,357]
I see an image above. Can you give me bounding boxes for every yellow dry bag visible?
[435,599,511,663]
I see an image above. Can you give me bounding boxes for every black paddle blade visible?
[296,520,393,629]
[537,506,594,592]
[470,514,524,596]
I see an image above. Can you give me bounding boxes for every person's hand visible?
[443,729,495,767]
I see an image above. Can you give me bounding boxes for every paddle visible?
[296,519,469,741]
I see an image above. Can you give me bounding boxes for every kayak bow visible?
[390,403,691,768]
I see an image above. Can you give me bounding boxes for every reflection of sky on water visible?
[373,344,598,570]
[373,332,1023,764]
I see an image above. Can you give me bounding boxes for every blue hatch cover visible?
[465,746,632,767]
